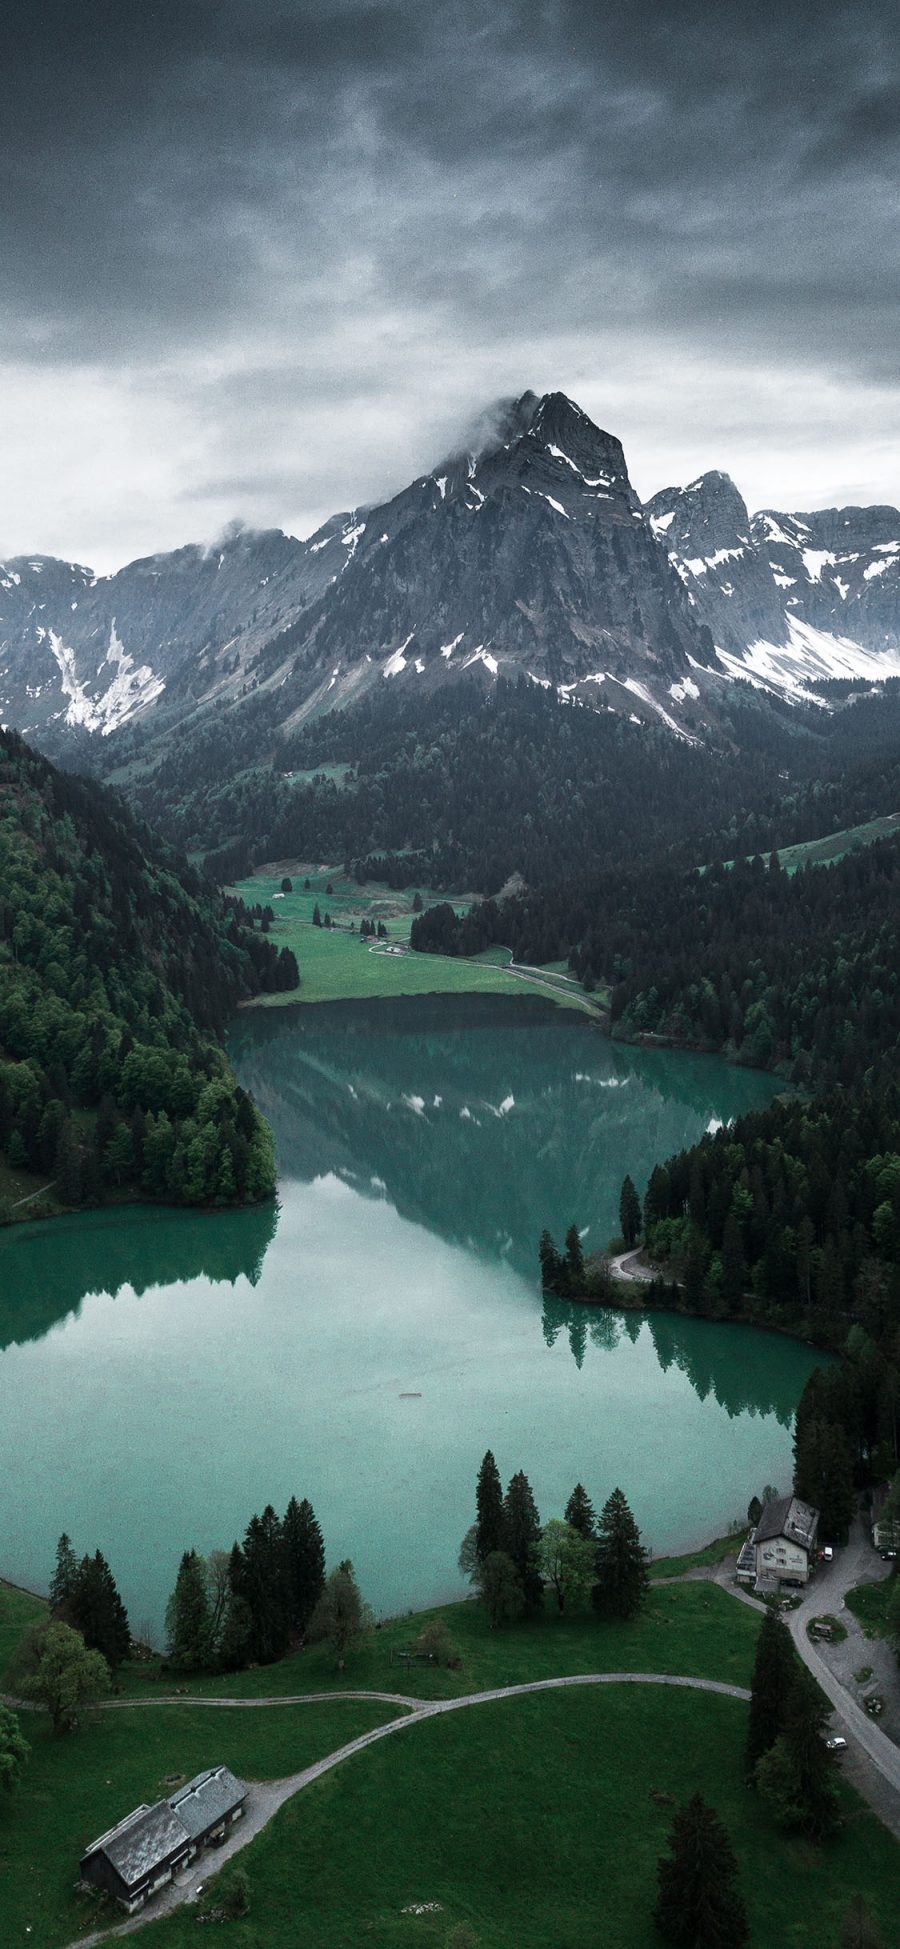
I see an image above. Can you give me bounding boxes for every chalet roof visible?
[169,1766,246,1840]
[84,1801,189,1890]
[755,1494,818,1552]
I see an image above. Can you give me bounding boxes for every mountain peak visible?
[646,470,751,555]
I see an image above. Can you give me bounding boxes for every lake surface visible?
[0,995,820,1640]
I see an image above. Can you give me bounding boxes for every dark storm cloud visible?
[1,0,899,564]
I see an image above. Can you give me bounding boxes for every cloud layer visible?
[2,0,899,568]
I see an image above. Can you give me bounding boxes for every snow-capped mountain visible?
[646,473,900,698]
[5,391,900,760]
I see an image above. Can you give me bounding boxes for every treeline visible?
[164,1496,326,1670]
[459,1451,648,1625]
[0,728,297,1210]
[414,837,900,1092]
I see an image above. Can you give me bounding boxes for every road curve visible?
[62,1673,750,1949]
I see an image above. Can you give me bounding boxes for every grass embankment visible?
[136,1688,899,1949]
[647,1532,742,1581]
[230,869,596,1013]
[845,1579,896,1641]
[720,811,900,878]
[110,1585,761,1702]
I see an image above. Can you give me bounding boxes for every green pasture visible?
[231,870,593,1011]
[135,1686,898,1949]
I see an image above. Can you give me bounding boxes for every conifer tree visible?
[217,1544,252,1671]
[165,1550,213,1670]
[538,1229,563,1294]
[839,1895,885,1948]
[475,1451,505,1562]
[281,1496,325,1636]
[308,1559,370,1670]
[503,1470,543,1608]
[242,1506,289,1664]
[49,1533,79,1612]
[593,1487,648,1620]
[564,1223,584,1292]
[745,1609,796,1780]
[755,1663,841,1839]
[70,1552,130,1670]
[654,1793,749,1947]
[619,1175,641,1248]
[564,1483,597,1539]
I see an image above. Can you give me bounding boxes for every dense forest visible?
[93,677,900,891]
[414,835,900,1091]
[0,729,296,1214]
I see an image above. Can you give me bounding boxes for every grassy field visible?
[719,811,900,878]
[2,1582,897,1948]
[845,1577,896,1640]
[231,869,595,1012]
[107,1585,762,1704]
[131,1687,899,1949]
[647,1532,743,1580]
[0,1697,401,1949]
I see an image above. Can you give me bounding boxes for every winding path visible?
[61,1673,750,1949]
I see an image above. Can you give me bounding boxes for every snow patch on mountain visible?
[717,616,900,697]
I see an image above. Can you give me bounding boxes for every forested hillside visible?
[107,677,900,891]
[0,729,297,1215]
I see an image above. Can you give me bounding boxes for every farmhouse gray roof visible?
[169,1766,246,1839]
[85,1801,189,1889]
[754,1494,819,1551]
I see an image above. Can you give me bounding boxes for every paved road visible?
[62,1672,751,1949]
[610,1246,655,1283]
[783,1520,900,1832]
[712,1528,900,1838]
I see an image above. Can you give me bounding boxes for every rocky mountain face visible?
[647,473,900,697]
[4,390,900,760]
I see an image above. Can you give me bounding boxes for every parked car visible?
[825,1736,847,1752]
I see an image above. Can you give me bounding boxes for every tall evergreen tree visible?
[839,1895,885,1949]
[503,1470,543,1608]
[755,1664,841,1840]
[308,1559,370,1671]
[217,1543,252,1671]
[281,1496,325,1636]
[475,1451,505,1563]
[564,1223,584,1292]
[564,1483,597,1540]
[619,1175,641,1248]
[70,1552,130,1670]
[164,1550,213,1671]
[242,1505,289,1664]
[744,1610,797,1780]
[654,1793,749,1948]
[593,1487,648,1620]
[49,1533,79,1613]
[538,1229,563,1294]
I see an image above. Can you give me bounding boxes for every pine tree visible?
[755,1664,841,1839]
[475,1451,505,1562]
[70,1552,130,1669]
[49,1533,79,1613]
[839,1895,884,1948]
[217,1544,252,1671]
[242,1506,290,1664]
[308,1560,370,1670]
[164,1550,213,1670]
[654,1793,749,1947]
[619,1175,641,1248]
[744,1609,796,1779]
[564,1223,584,1292]
[564,1483,597,1539]
[721,1212,746,1310]
[281,1496,325,1636]
[503,1470,543,1608]
[593,1487,648,1620]
[538,1229,563,1294]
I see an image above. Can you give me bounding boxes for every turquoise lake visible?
[0,996,820,1640]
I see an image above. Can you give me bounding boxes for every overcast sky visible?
[2,0,899,570]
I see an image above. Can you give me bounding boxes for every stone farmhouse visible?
[80,1765,247,1913]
